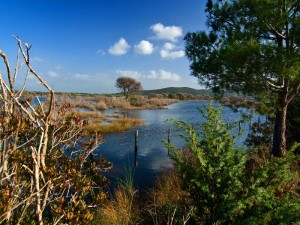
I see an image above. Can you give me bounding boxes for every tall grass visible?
[54,94,179,110]
[93,171,140,225]
[85,117,144,134]
[145,169,194,225]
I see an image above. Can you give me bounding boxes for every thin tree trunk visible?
[272,103,288,157]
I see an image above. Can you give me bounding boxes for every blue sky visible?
[0,0,207,93]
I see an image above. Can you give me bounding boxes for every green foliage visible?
[185,0,300,156]
[287,95,300,152]
[165,103,300,224]
[242,147,300,224]
[165,103,247,224]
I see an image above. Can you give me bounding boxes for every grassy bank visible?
[73,111,144,134]
[51,94,181,133]
[24,91,253,134]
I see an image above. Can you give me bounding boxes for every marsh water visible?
[95,101,263,191]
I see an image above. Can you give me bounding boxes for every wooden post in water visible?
[238,121,241,132]
[168,128,171,144]
[167,128,171,155]
[134,130,138,168]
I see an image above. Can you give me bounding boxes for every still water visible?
[96,101,262,191]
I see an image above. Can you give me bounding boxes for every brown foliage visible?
[0,38,111,225]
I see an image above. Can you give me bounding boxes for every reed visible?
[93,171,140,225]
[72,111,105,120]
[84,117,144,134]
[54,93,179,110]
[145,169,194,225]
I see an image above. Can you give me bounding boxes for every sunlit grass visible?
[145,169,194,224]
[85,117,144,134]
[92,171,140,225]
[70,111,143,134]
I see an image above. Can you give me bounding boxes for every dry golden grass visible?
[149,169,187,207]
[99,188,140,225]
[69,110,143,134]
[72,111,105,120]
[84,117,144,134]
[94,173,140,225]
[45,94,180,134]
[145,169,194,225]
[54,94,178,110]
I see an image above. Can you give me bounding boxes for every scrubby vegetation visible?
[2,0,300,223]
[91,104,300,224]
[0,38,111,225]
[164,104,300,224]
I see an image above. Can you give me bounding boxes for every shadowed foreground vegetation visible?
[0,38,112,225]
[92,104,300,225]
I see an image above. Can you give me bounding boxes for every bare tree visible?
[0,37,111,225]
[115,76,142,99]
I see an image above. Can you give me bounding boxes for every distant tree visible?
[185,0,300,157]
[115,77,142,99]
[177,92,187,100]
[168,93,177,99]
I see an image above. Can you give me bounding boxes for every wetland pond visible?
[95,101,264,191]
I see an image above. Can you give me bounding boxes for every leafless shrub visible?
[0,37,111,225]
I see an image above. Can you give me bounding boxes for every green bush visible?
[165,103,247,224]
[165,103,300,224]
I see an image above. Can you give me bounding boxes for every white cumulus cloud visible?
[108,38,130,55]
[147,70,181,81]
[74,73,90,80]
[96,49,105,56]
[160,42,185,59]
[115,69,181,82]
[31,57,43,62]
[163,42,176,50]
[116,70,142,79]
[134,40,154,55]
[47,71,58,77]
[150,23,183,42]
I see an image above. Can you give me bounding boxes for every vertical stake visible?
[167,128,171,155]
[134,130,138,168]
[168,128,171,144]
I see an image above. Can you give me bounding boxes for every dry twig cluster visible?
[0,38,111,225]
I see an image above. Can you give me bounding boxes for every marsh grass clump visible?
[85,117,144,134]
[144,169,194,225]
[93,172,140,225]
[72,111,143,134]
